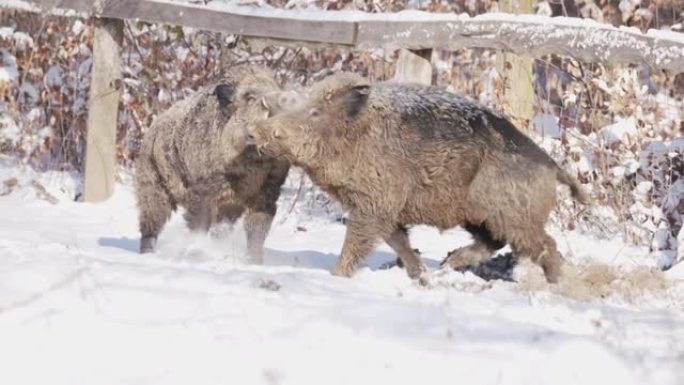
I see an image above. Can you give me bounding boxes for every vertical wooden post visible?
[83,17,124,202]
[394,48,433,85]
[497,0,535,129]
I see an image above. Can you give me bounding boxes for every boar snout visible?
[262,90,304,116]
[250,119,283,143]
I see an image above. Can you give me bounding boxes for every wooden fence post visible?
[497,0,535,129]
[83,17,124,202]
[394,48,433,85]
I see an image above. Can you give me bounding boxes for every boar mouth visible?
[254,139,289,160]
[245,134,257,146]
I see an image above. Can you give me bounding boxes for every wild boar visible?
[135,65,300,263]
[248,72,589,283]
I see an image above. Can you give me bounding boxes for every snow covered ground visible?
[1,157,683,385]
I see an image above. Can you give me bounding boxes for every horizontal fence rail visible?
[3,0,684,73]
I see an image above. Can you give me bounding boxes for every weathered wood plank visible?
[26,0,357,45]
[393,48,432,85]
[9,1,684,73]
[355,16,684,74]
[83,17,123,202]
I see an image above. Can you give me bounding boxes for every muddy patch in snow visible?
[514,260,671,302]
[438,253,673,303]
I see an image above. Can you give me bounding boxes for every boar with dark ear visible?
[249,72,590,284]
[214,83,235,115]
[135,65,296,264]
[343,84,370,120]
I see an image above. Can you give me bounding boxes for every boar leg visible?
[242,163,287,265]
[383,226,426,280]
[139,196,172,253]
[207,202,245,239]
[442,222,505,270]
[333,215,390,277]
[184,183,219,233]
[511,230,563,283]
[244,209,274,265]
[538,234,564,284]
[216,202,246,225]
[136,158,174,254]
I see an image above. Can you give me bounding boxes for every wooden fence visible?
[4,0,684,201]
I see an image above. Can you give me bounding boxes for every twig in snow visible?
[0,267,87,314]
[278,172,306,225]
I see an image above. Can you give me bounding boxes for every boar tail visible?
[556,168,591,205]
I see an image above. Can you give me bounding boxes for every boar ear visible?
[214,84,234,111]
[344,84,370,119]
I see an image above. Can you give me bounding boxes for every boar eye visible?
[244,92,256,102]
[309,108,322,117]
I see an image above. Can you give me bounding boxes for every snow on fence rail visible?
[3,0,684,202]
[7,0,684,73]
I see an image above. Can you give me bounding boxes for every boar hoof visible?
[247,251,264,265]
[417,272,431,287]
[406,264,427,280]
[441,247,471,270]
[332,265,354,277]
[140,236,157,254]
[542,262,562,284]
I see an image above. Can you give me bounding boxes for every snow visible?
[601,117,638,145]
[11,31,33,50]
[0,157,683,385]
[0,115,21,144]
[0,0,38,12]
[0,48,19,84]
[71,19,85,35]
[201,3,449,21]
[161,0,679,48]
[19,82,39,104]
[533,114,562,139]
[668,138,684,153]
[535,1,552,17]
[44,65,64,88]
[175,46,190,62]
[610,158,640,180]
[0,67,16,83]
[158,88,172,103]
[634,181,654,197]
[678,228,684,265]
[0,27,13,40]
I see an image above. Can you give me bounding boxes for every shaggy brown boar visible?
[135,65,300,263]
[248,73,589,283]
